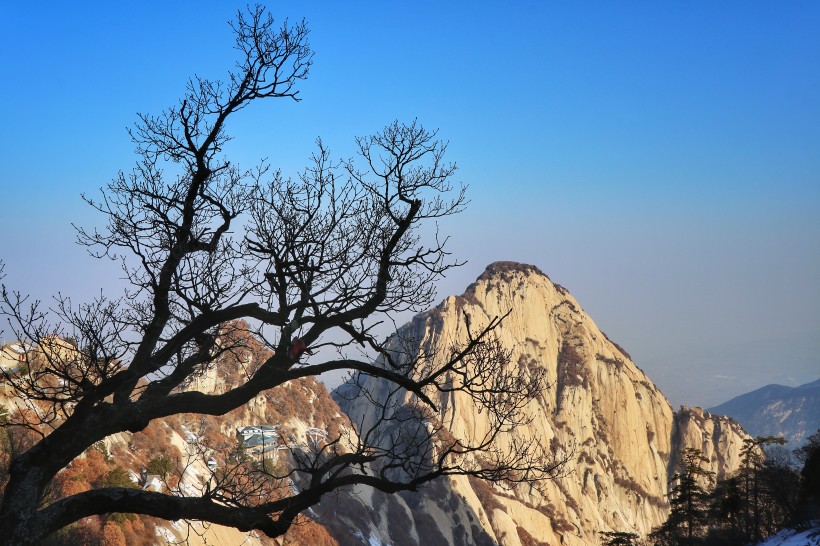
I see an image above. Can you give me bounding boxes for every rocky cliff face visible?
[337,262,751,545]
[672,406,750,480]
[2,263,753,546]
[91,332,346,546]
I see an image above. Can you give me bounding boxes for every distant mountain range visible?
[708,379,820,446]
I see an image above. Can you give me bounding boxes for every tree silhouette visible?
[0,7,565,544]
[650,447,714,546]
[795,430,820,521]
[599,531,641,546]
[738,436,786,542]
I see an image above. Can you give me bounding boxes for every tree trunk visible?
[0,463,49,546]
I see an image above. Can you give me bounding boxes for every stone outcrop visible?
[337,262,751,545]
[672,406,750,481]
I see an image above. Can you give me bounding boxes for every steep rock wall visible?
[339,262,751,545]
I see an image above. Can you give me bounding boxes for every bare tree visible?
[0,7,565,545]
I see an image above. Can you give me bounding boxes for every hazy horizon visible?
[1,2,818,409]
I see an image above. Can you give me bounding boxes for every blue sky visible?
[0,2,818,408]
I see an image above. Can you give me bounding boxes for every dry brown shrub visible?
[51,469,92,498]
[468,475,504,514]
[129,421,171,455]
[284,520,339,546]
[101,521,126,546]
[557,342,589,390]
[72,517,103,544]
[517,527,548,546]
[69,450,110,488]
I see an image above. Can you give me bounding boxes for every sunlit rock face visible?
[0,262,752,545]
[672,406,750,481]
[337,262,751,546]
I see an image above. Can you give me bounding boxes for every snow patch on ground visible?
[156,525,176,542]
[352,530,389,546]
[368,533,387,546]
[754,524,820,546]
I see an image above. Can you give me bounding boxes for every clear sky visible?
[0,2,818,408]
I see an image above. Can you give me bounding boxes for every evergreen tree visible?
[707,475,744,544]
[756,446,800,534]
[738,436,786,542]
[650,447,714,546]
[600,531,641,546]
[794,430,820,521]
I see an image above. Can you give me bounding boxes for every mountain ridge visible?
[338,261,752,545]
[708,378,820,445]
[0,261,756,545]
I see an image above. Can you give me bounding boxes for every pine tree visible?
[651,447,714,546]
[738,436,786,542]
[708,474,744,543]
[600,531,641,546]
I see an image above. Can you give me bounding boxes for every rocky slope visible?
[338,261,752,545]
[0,329,345,546]
[708,379,820,446]
[136,333,346,546]
[1,263,754,545]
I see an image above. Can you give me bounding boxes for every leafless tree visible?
[0,7,565,544]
